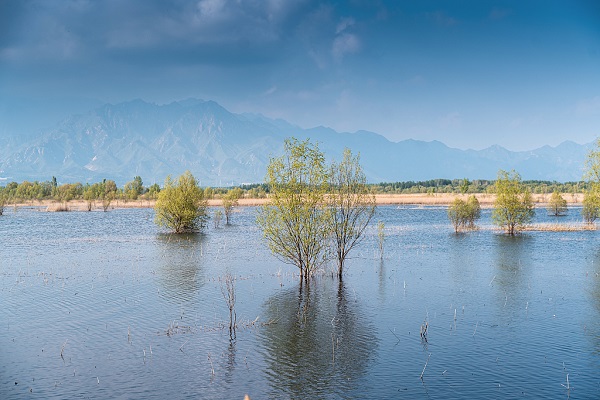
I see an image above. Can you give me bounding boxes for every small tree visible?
[0,191,5,216]
[547,191,567,216]
[329,148,376,278]
[257,138,330,282]
[583,138,600,224]
[466,195,481,228]
[492,170,535,235]
[83,186,95,211]
[582,189,600,224]
[222,188,243,225]
[448,195,481,232]
[154,171,208,233]
[448,198,468,233]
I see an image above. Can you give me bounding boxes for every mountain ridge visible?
[0,99,592,185]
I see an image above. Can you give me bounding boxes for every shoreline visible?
[9,193,584,212]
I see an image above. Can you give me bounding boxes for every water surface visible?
[1,206,598,398]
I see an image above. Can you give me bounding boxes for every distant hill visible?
[0,99,591,185]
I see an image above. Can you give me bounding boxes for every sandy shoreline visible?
[10,193,583,212]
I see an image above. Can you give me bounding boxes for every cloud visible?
[490,7,512,20]
[332,33,360,61]
[428,11,458,27]
[336,17,355,34]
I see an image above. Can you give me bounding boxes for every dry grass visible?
[522,223,596,232]
[46,203,70,212]
[12,192,586,211]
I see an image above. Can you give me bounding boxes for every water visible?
[1,206,598,399]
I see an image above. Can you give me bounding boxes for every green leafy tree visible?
[447,195,481,232]
[124,176,144,200]
[154,171,208,233]
[83,185,95,211]
[257,138,330,282]
[460,178,470,194]
[146,183,161,200]
[582,189,600,224]
[101,180,117,211]
[329,148,376,278]
[466,195,481,228]
[222,187,243,225]
[583,138,600,224]
[492,170,535,235]
[447,198,468,233]
[0,190,5,215]
[547,191,567,216]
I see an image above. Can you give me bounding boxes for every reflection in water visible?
[493,234,531,316]
[260,279,378,398]
[589,249,600,356]
[155,233,206,304]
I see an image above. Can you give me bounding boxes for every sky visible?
[0,0,599,151]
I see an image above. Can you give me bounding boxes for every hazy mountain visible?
[0,99,591,185]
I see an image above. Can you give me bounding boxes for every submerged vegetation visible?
[447,195,481,233]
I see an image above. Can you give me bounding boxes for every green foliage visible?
[329,148,376,277]
[222,187,243,224]
[0,190,5,215]
[124,176,144,200]
[257,138,330,281]
[547,191,567,216]
[582,187,600,224]
[146,183,161,200]
[447,195,481,233]
[154,171,208,233]
[492,170,535,235]
[583,138,600,224]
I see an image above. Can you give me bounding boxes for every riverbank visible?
[9,192,583,212]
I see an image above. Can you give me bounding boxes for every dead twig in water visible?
[60,340,68,360]
[207,353,215,376]
[179,340,188,352]
[420,353,431,380]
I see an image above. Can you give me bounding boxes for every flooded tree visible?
[329,149,376,278]
[582,190,600,224]
[492,170,534,235]
[154,171,208,233]
[583,139,600,224]
[257,138,330,282]
[547,191,567,216]
[0,191,5,215]
[222,187,243,225]
[447,195,481,232]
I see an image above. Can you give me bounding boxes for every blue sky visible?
[1,0,599,150]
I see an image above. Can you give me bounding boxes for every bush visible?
[154,171,208,233]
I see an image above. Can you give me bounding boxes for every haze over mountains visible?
[0,99,592,186]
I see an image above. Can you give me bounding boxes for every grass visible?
[522,223,597,232]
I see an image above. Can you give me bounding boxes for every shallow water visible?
[1,205,598,399]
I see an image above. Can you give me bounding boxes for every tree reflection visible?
[260,279,378,398]
[155,233,205,304]
[492,234,531,317]
[588,248,600,356]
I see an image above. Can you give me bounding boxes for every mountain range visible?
[0,98,592,186]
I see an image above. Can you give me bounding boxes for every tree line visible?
[0,174,591,207]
